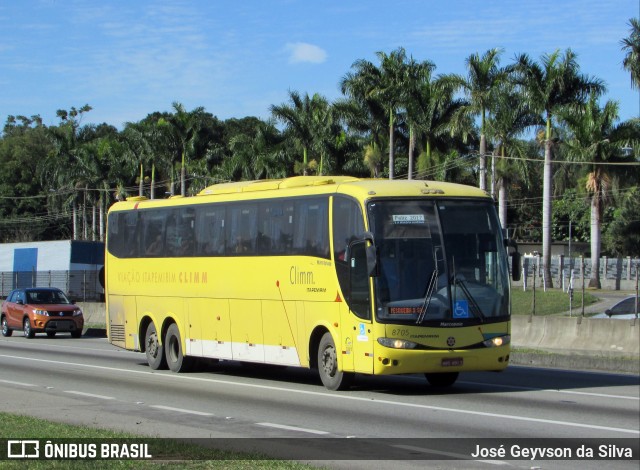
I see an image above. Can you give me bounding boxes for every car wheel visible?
[165,323,193,373]
[46,331,56,338]
[1,316,12,337]
[71,329,82,338]
[23,318,35,338]
[145,322,167,370]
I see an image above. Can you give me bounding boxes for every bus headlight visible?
[377,337,418,349]
[483,335,510,348]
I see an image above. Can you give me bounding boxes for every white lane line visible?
[256,422,329,435]
[392,444,511,466]
[1,354,638,436]
[0,379,36,387]
[459,380,640,401]
[150,405,213,417]
[64,391,115,400]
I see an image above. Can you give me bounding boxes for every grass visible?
[511,288,599,316]
[0,412,318,469]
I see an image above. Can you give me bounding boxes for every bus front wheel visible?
[165,323,193,373]
[145,322,167,370]
[317,332,353,391]
[425,372,459,388]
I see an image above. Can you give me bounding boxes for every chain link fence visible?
[0,270,104,302]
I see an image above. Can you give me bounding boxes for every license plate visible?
[441,357,463,367]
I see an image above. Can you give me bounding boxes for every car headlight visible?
[483,335,510,348]
[73,309,83,317]
[33,309,49,316]
[377,337,418,349]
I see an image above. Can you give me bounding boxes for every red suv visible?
[1,288,84,338]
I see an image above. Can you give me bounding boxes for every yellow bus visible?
[105,176,520,390]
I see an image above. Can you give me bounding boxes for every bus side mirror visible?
[361,232,378,277]
[505,239,521,281]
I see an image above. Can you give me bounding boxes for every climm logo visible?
[290,266,315,285]
[178,271,208,284]
[118,271,208,285]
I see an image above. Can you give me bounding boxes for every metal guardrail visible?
[0,270,104,302]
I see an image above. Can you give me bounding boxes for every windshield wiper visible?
[453,276,486,322]
[416,268,438,324]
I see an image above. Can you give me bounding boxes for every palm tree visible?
[406,69,470,181]
[168,102,205,196]
[341,48,410,179]
[271,91,328,175]
[333,94,387,177]
[487,83,540,229]
[455,48,508,191]
[514,49,605,288]
[225,119,289,180]
[560,96,638,288]
[621,18,640,91]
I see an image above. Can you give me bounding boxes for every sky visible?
[1,0,639,130]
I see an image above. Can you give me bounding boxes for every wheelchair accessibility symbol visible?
[453,300,469,318]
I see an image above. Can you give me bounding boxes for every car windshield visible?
[367,199,510,325]
[26,290,71,305]
[611,297,638,316]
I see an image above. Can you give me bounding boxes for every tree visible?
[455,48,508,191]
[487,82,540,229]
[270,91,324,175]
[406,68,470,181]
[167,102,206,196]
[341,48,410,178]
[224,119,289,180]
[561,96,639,287]
[514,49,605,288]
[621,18,640,91]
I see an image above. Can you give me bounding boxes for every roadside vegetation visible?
[511,288,599,316]
[0,412,316,469]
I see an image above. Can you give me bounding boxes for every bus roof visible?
[198,176,488,199]
[111,176,489,212]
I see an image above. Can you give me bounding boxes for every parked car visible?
[591,296,639,319]
[1,287,84,338]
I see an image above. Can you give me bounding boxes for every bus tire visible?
[425,372,459,388]
[145,322,167,370]
[165,323,193,373]
[317,332,353,391]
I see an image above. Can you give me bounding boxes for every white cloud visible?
[286,42,327,64]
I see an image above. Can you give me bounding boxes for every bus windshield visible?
[368,199,510,325]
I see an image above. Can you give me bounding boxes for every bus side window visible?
[293,198,329,258]
[196,206,226,256]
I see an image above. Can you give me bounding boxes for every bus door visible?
[343,240,374,374]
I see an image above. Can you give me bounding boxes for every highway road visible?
[0,334,638,469]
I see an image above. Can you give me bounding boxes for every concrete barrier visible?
[77,302,106,325]
[511,315,639,357]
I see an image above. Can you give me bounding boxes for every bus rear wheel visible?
[317,332,353,391]
[145,322,167,370]
[425,372,459,388]
[165,323,193,373]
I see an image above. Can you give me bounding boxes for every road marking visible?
[64,391,115,400]
[150,405,213,417]
[256,422,329,435]
[0,379,35,387]
[392,444,510,466]
[1,354,638,436]
[459,380,640,401]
